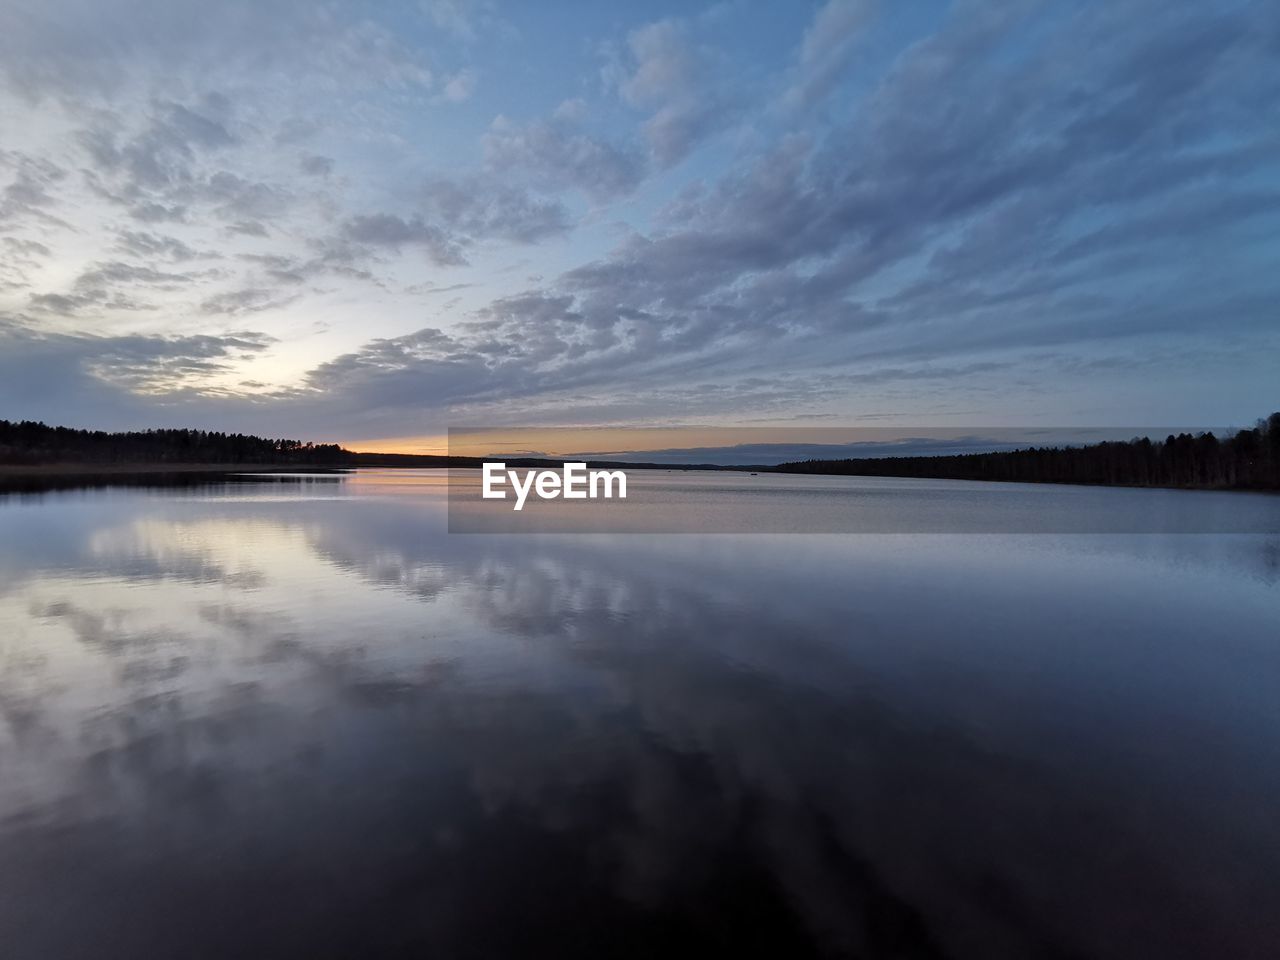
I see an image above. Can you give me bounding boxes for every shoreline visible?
[0,462,353,478]
[0,460,1274,495]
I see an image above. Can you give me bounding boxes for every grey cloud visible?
[0,0,439,102]
[784,0,876,108]
[0,320,275,414]
[310,327,466,376]
[436,68,477,104]
[77,98,295,232]
[163,100,236,150]
[28,258,212,315]
[2,0,1277,436]
[614,18,736,167]
[78,98,237,194]
[293,0,1280,426]
[128,202,188,223]
[406,281,473,296]
[291,325,1025,430]
[237,253,306,285]
[201,287,301,316]
[299,155,334,177]
[482,113,645,202]
[641,102,725,170]
[294,328,506,425]
[203,171,290,220]
[0,236,51,291]
[29,292,157,316]
[29,292,132,316]
[337,180,569,269]
[81,330,274,392]
[532,2,1280,379]
[340,214,467,267]
[236,250,383,290]
[2,237,52,259]
[421,176,570,243]
[0,152,71,229]
[274,118,322,146]
[76,261,198,290]
[114,230,208,262]
[238,254,295,271]
[618,21,697,106]
[225,220,269,237]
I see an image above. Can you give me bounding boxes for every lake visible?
[1,469,1278,958]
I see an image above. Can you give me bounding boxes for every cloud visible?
[299,155,334,177]
[537,2,1280,381]
[75,97,298,233]
[29,292,137,317]
[113,229,210,262]
[0,236,52,292]
[0,319,276,417]
[339,213,468,267]
[1,237,52,259]
[0,0,1277,436]
[85,330,275,392]
[335,176,569,268]
[612,18,737,167]
[78,97,237,190]
[483,112,646,202]
[420,176,571,243]
[27,258,219,316]
[0,152,71,229]
[200,288,300,316]
[75,261,199,290]
[225,220,269,237]
[437,69,478,104]
[127,201,188,224]
[784,0,877,108]
[0,0,440,102]
[284,0,1280,428]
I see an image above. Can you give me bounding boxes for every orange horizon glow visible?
[341,434,452,456]
[339,426,1024,459]
[341,427,842,458]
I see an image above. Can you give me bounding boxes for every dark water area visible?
[1,470,1278,958]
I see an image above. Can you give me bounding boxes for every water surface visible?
[1,470,1278,958]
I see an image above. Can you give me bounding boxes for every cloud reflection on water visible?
[0,475,1278,958]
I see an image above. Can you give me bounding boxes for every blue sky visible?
[0,0,1277,448]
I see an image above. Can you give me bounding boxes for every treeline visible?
[776,414,1280,491]
[0,420,353,466]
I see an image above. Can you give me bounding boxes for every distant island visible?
[775,414,1280,491]
[2,414,1278,492]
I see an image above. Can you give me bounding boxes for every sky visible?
[1,0,1277,451]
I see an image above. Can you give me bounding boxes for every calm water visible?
[1,470,1278,958]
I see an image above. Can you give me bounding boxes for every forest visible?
[0,420,353,466]
[5,414,1280,491]
[775,414,1280,491]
